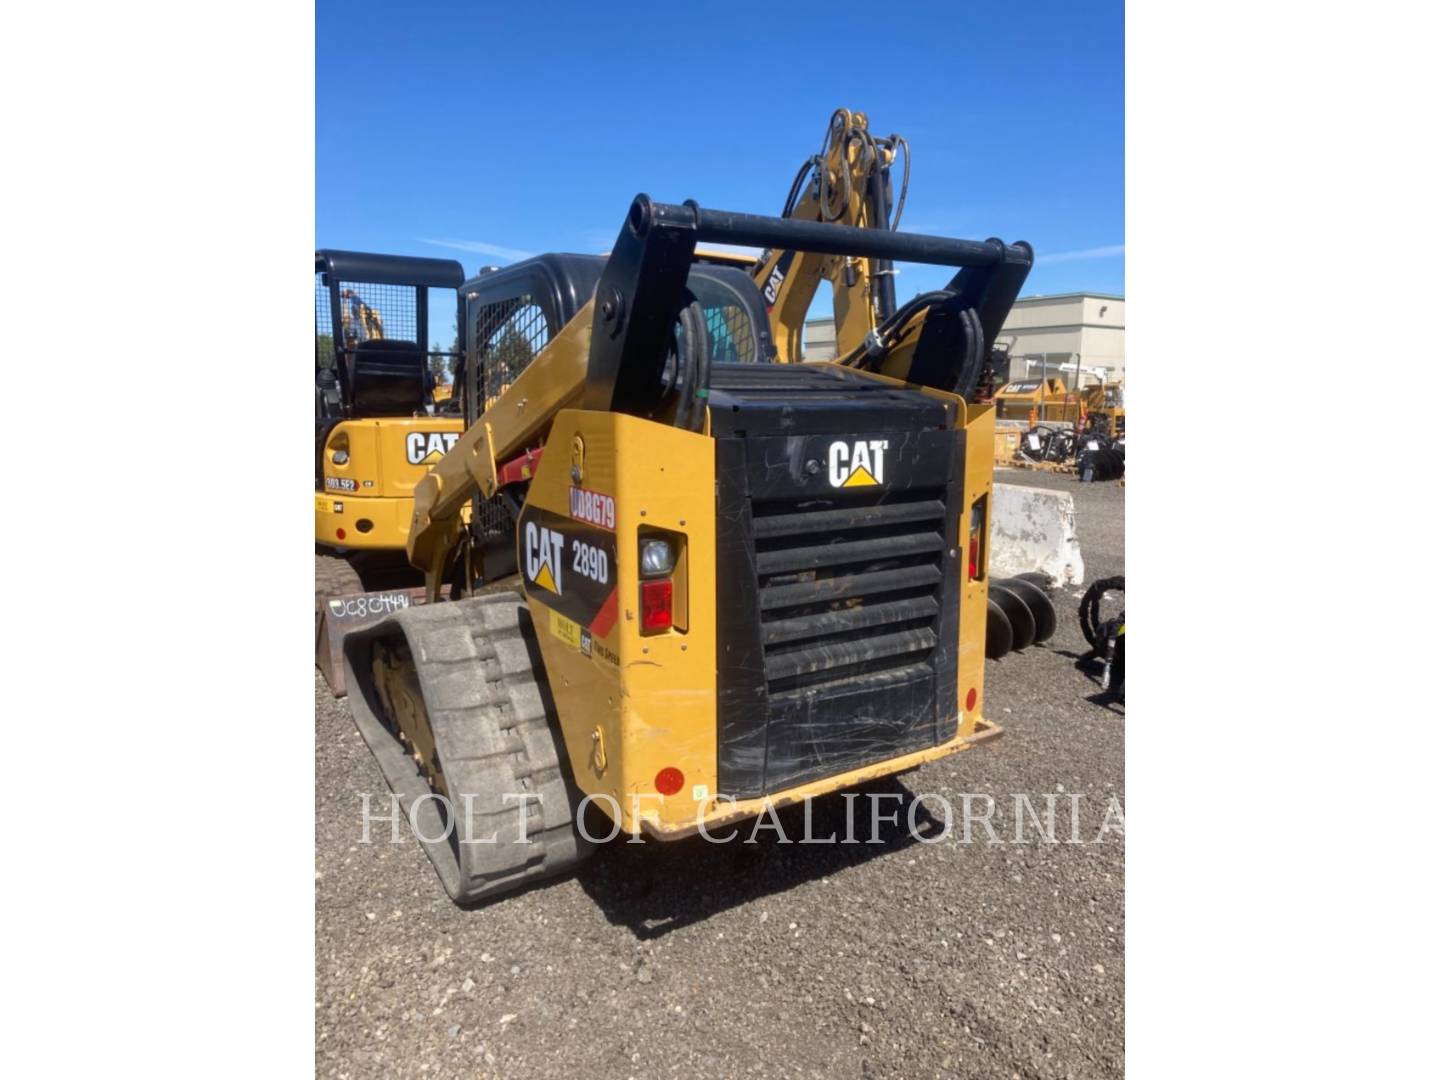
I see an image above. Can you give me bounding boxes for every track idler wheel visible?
[984,575,1060,659]
[342,594,594,904]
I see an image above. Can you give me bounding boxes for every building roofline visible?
[1015,292,1125,302]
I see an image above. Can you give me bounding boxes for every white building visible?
[994,293,1125,386]
[802,317,838,362]
[801,292,1125,386]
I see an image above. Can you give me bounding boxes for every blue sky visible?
[318,0,1123,342]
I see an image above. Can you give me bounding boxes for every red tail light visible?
[968,497,987,581]
[640,579,673,632]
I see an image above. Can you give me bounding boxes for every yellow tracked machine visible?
[315,250,465,559]
[342,193,1033,903]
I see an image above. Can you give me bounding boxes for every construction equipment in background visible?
[994,364,1125,481]
[1076,437,1125,483]
[342,192,1035,903]
[994,377,1083,423]
[430,376,456,410]
[1012,424,1126,483]
[1094,383,1125,437]
[315,250,466,560]
[1071,368,1125,438]
[994,373,1124,434]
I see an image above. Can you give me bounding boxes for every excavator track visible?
[342,593,592,904]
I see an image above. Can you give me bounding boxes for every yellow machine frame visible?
[405,303,1003,838]
[504,392,996,838]
[316,415,466,551]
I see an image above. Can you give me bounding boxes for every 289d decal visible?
[516,505,619,635]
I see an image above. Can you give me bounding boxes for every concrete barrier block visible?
[990,483,1085,586]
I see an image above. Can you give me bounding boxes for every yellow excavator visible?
[335,107,1037,901]
[315,250,466,559]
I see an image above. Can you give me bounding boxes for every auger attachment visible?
[983,575,1059,660]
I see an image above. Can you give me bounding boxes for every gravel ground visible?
[315,471,1124,1079]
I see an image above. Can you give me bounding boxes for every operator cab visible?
[454,253,775,424]
[315,250,465,484]
[315,250,465,420]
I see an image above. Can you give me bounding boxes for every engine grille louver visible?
[750,490,950,699]
[709,364,963,799]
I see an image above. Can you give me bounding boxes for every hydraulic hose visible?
[1079,576,1126,653]
[836,289,956,369]
[885,134,910,231]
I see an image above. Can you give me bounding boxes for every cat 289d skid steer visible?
[344,195,1032,903]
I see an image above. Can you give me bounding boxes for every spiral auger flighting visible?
[984,575,1059,660]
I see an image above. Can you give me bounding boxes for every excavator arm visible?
[752,108,909,361]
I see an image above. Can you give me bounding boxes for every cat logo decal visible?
[827,439,888,488]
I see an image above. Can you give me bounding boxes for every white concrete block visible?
[990,483,1085,586]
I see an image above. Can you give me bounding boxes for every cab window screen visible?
[315,274,335,369]
[474,295,550,412]
[687,276,757,364]
[337,281,418,346]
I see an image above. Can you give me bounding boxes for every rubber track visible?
[343,594,592,904]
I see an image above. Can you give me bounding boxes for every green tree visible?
[428,340,449,382]
[315,332,335,370]
[488,328,534,385]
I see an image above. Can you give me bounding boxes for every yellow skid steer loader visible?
[340,193,1034,903]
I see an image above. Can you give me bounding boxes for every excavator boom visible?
[751,108,909,361]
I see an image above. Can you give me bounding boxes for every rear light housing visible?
[968,496,988,582]
[638,529,685,634]
[640,579,673,632]
[640,538,675,577]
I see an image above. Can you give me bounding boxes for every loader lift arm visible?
[407,195,1032,600]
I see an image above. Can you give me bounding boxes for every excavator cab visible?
[314,250,467,553]
[315,250,463,421]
